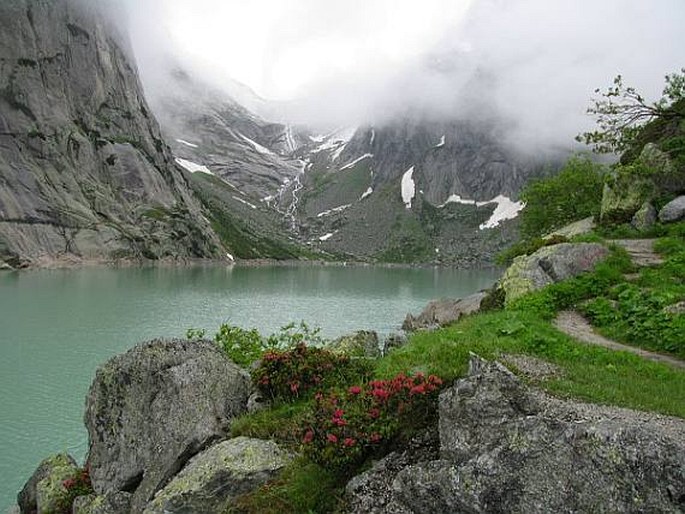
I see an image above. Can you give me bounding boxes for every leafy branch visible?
[577,68,685,154]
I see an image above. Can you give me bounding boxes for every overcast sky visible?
[125,0,685,148]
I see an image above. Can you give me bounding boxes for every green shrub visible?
[301,373,442,470]
[252,344,372,402]
[215,325,266,367]
[520,156,605,238]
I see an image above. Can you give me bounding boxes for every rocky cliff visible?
[0,0,223,268]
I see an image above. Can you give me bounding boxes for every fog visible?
[122,0,685,150]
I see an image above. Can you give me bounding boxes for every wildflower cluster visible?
[252,343,372,402]
[301,373,443,469]
[58,468,93,513]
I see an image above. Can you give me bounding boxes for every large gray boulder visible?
[402,292,486,331]
[84,339,250,511]
[659,195,685,224]
[143,437,291,514]
[17,453,79,514]
[499,243,609,304]
[347,355,685,513]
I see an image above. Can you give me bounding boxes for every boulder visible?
[659,195,685,223]
[499,243,609,304]
[600,172,654,225]
[329,330,380,358]
[72,492,131,514]
[347,355,685,513]
[631,201,657,231]
[402,292,486,331]
[143,437,291,514]
[664,301,685,315]
[640,143,685,195]
[381,332,408,355]
[84,339,250,511]
[545,216,595,239]
[17,453,79,514]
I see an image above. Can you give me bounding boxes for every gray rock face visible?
[0,0,222,266]
[143,437,291,514]
[659,195,685,223]
[18,453,78,514]
[402,292,486,331]
[72,492,131,514]
[347,355,685,513]
[84,339,250,511]
[631,201,657,231]
[499,242,609,304]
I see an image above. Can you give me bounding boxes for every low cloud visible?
[122,0,685,152]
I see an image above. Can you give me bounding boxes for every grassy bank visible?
[223,235,685,512]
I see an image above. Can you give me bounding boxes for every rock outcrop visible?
[659,195,685,223]
[143,437,291,514]
[84,339,250,511]
[402,292,486,331]
[346,355,685,513]
[499,242,609,304]
[0,0,222,267]
[631,201,657,231]
[329,330,381,358]
[72,491,131,514]
[17,453,79,514]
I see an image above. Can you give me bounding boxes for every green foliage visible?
[231,401,313,448]
[496,234,569,266]
[215,325,267,367]
[375,310,685,418]
[301,373,442,470]
[253,344,372,402]
[519,156,605,238]
[229,459,343,514]
[577,69,685,154]
[185,327,206,339]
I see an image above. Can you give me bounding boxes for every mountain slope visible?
[0,0,223,268]
[294,119,557,266]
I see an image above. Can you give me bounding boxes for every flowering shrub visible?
[301,373,443,469]
[58,468,93,513]
[252,343,372,402]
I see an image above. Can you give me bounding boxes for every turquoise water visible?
[0,264,498,509]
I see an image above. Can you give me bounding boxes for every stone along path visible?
[607,239,664,267]
[554,238,684,369]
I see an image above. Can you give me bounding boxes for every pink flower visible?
[368,408,380,419]
[327,433,338,444]
[348,385,362,395]
[370,433,382,443]
[343,437,356,447]
[302,430,314,444]
[333,409,344,419]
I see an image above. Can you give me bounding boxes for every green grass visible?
[376,310,685,418]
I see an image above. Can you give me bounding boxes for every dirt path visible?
[608,239,664,267]
[554,310,685,369]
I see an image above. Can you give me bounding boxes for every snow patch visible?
[319,232,337,241]
[340,153,373,171]
[360,187,373,200]
[369,129,376,146]
[284,125,297,153]
[439,194,490,208]
[238,133,275,156]
[317,204,351,218]
[176,139,198,149]
[434,135,445,148]
[226,252,234,261]
[479,195,525,230]
[310,134,326,143]
[175,158,212,175]
[401,166,416,209]
[233,196,257,210]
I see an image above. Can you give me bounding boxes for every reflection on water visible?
[0,264,499,509]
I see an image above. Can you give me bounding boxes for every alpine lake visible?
[0,263,500,510]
